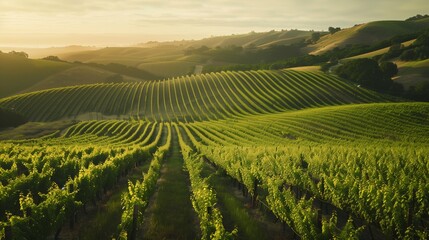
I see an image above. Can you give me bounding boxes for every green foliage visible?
[175,123,236,240]
[0,69,388,122]
[328,27,341,34]
[406,14,429,21]
[311,32,321,43]
[118,123,171,237]
[8,51,28,58]
[42,56,64,62]
[379,61,398,78]
[182,102,429,238]
[0,120,162,239]
[335,58,392,90]
[406,81,429,101]
[0,107,28,129]
[396,31,429,61]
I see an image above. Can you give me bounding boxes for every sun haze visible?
[1,0,428,47]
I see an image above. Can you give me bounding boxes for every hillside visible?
[0,52,159,97]
[60,30,314,77]
[394,59,429,89]
[0,66,427,240]
[18,65,148,94]
[308,19,429,55]
[0,45,99,59]
[0,52,72,98]
[0,69,392,122]
[58,19,429,78]
[187,102,429,144]
[345,39,416,60]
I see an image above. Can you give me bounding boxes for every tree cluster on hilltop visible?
[406,14,429,21]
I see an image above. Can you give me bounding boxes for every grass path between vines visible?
[58,161,152,240]
[202,163,293,240]
[140,128,198,239]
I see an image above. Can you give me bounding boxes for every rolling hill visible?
[308,19,429,55]
[136,29,313,49]
[0,69,391,122]
[0,52,72,98]
[0,63,427,239]
[60,30,314,77]
[0,53,159,97]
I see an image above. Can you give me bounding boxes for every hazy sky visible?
[1,0,428,47]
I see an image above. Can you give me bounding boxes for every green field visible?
[0,70,391,122]
[1,61,428,239]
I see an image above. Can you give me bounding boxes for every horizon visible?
[1,0,429,48]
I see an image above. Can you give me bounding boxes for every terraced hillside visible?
[179,102,429,239]
[0,70,390,122]
[1,67,428,239]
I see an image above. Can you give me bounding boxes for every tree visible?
[406,14,429,21]
[328,27,341,34]
[0,107,28,129]
[42,56,63,62]
[412,81,429,101]
[311,32,321,43]
[413,31,429,47]
[380,44,402,61]
[9,51,28,58]
[379,62,398,78]
[400,49,417,61]
[335,58,391,90]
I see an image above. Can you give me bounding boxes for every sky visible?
[0,0,428,47]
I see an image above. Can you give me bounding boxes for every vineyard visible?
[0,69,428,239]
[0,70,390,122]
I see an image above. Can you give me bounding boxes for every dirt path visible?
[140,128,198,239]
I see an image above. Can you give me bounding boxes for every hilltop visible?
[307,19,429,54]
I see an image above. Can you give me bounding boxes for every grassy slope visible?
[309,19,429,55]
[19,65,144,94]
[61,30,313,78]
[137,30,312,49]
[0,53,72,98]
[0,52,153,97]
[62,46,191,78]
[345,39,415,60]
[394,59,429,89]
